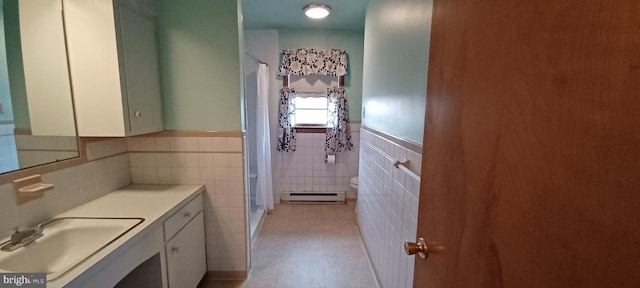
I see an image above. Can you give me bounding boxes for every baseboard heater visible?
[281,191,346,203]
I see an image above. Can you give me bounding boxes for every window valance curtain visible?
[278,48,348,76]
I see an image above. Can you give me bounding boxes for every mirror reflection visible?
[0,0,78,174]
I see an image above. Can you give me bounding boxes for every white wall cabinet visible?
[18,0,77,136]
[64,0,163,136]
[164,194,207,288]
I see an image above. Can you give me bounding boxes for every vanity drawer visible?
[163,194,203,241]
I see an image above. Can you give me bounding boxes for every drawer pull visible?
[163,194,203,241]
[171,246,179,253]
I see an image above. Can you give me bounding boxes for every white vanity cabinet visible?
[164,194,207,288]
[58,185,207,288]
[63,0,163,137]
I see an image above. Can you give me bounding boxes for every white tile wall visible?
[85,138,128,161]
[0,138,131,240]
[357,129,422,288]
[127,135,247,272]
[0,123,19,173]
[279,125,360,199]
[14,135,79,168]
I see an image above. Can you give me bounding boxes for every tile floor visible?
[198,203,379,288]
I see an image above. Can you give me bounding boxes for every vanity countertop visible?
[49,184,205,288]
[58,184,204,219]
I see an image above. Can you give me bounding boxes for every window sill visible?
[294,126,330,133]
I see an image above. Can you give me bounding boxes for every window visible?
[293,94,335,128]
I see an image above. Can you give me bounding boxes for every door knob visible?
[404,237,429,259]
[134,111,142,118]
[405,237,444,259]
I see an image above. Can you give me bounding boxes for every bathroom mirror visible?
[0,0,79,174]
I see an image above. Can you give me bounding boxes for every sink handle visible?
[33,223,44,234]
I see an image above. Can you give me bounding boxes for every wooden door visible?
[413,0,640,287]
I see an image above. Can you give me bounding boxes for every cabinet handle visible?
[134,111,142,118]
[171,246,179,253]
[184,212,192,218]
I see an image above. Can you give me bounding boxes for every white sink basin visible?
[0,217,144,281]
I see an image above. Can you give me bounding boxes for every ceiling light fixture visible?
[303,4,332,19]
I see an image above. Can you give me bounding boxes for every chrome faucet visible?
[1,223,45,252]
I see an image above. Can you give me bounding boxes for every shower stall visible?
[243,50,272,242]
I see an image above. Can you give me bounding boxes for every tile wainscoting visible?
[0,138,131,240]
[357,126,422,288]
[0,123,18,173]
[126,132,249,275]
[278,124,360,200]
[0,124,80,174]
[0,132,251,277]
[14,135,79,169]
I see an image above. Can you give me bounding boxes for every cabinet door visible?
[165,212,206,288]
[118,5,163,135]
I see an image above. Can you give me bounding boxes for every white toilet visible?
[350,176,359,191]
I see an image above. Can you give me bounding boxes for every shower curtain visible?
[256,64,274,210]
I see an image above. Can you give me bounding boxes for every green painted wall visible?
[237,0,246,131]
[157,0,243,131]
[278,30,364,121]
[361,0,433,144]
[3,0,28,128]
[0,0,13,122]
